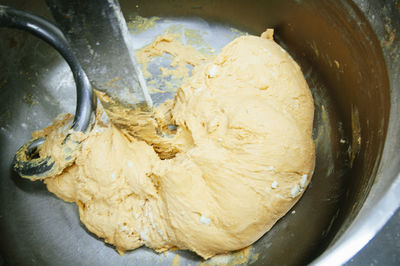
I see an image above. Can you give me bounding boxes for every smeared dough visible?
[36,30,315,259]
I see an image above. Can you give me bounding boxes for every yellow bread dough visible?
[40,30,315,259]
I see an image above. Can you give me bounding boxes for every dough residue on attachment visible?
[32,29,315,259]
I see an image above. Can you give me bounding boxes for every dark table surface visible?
[345,208,400,266]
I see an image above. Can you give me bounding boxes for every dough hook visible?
[0,5,96,179]
[4,0,153,179]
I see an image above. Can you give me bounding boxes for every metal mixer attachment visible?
[46,0,153,110]
[0,6,96,180]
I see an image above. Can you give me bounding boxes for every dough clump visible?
[39,30,315,259]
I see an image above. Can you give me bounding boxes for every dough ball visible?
[43,30,315,259]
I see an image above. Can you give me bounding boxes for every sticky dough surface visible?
[40,31,315,259]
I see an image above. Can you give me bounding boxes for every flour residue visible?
[127,16,160,33]
[350,105,361,167]
[172,254,181,266]
[199,246,259,266]
[136,33,208,94]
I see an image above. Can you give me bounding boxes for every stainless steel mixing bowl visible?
[1,0,399,265]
